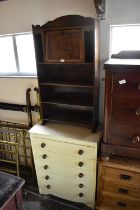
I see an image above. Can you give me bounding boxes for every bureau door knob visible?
[41,143,46,148]
[79,173,84,178]
[79,184,84,188]
[78,150,83,155]
[79,193,84,197]
[135,108,140,116]
[42,154,47,159]
[44,165,48,169]
[45,175,49,180]
[46,185,51,189]
[132,135,140,144]
[138,83,140,90]
[78,162,84,167]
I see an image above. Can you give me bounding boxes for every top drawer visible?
[31,137,96,160]
[102,166,140,187]
[112,72,140,97]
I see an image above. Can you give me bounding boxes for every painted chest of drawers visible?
[102,59,140,159]
[96,156,140,210]
[29,123,102,208]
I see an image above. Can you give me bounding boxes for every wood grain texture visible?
[102,58,140,159]
[96,157,140,210]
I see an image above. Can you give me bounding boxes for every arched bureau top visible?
[37,15,96,29]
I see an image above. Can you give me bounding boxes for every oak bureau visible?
[29,123,102,208]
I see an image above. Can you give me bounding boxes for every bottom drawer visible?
[101,192,140,210]
[39,187,95,208]
[38,172,95,196]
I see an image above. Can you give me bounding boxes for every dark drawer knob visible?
[138,83,140,90]
[117,201,127,208]
[44,165,48,169]
[79,193,84,197]
[79,173,84,178]
[135,108,140,116]
[78,162,84,167]
[79,184,84,188]
[132,135,140,144]
[119,188,128,194]
[46,185,51,189]
[45,175,49,180]
[120,174,131,180]
[41,143,46,148]
[42,154,47,159]
[78,150,83,155]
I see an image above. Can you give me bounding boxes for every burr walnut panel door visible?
[44,29,84,63]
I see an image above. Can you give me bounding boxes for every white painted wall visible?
[0,0,96,124]
[99,0,140,123]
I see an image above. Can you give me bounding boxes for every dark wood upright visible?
[102,57,140,159]
[32,15,99,131]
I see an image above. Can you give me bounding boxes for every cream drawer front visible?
[33,151,96,172]
[39,188,95,208]
[31,137,96,160]
[35,163,95,182]
[38,173,95,194]
[38,173,95,200]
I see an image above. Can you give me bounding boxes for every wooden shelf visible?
[41,102,93,126]
[39,84,93,106]
[42,118,93,128]
[37,63,93,86]
[40,82,93,88]
[41,101,93,109]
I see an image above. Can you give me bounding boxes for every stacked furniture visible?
[30,15,101,209]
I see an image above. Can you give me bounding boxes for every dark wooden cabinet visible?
[102,58,140,159]
[32,15,99,131]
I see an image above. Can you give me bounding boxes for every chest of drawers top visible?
[29,123,102,147]
[104,58,140,69]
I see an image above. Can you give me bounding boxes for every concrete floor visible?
[22,190,93,210]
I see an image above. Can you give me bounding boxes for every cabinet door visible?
[44,29,84,63]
